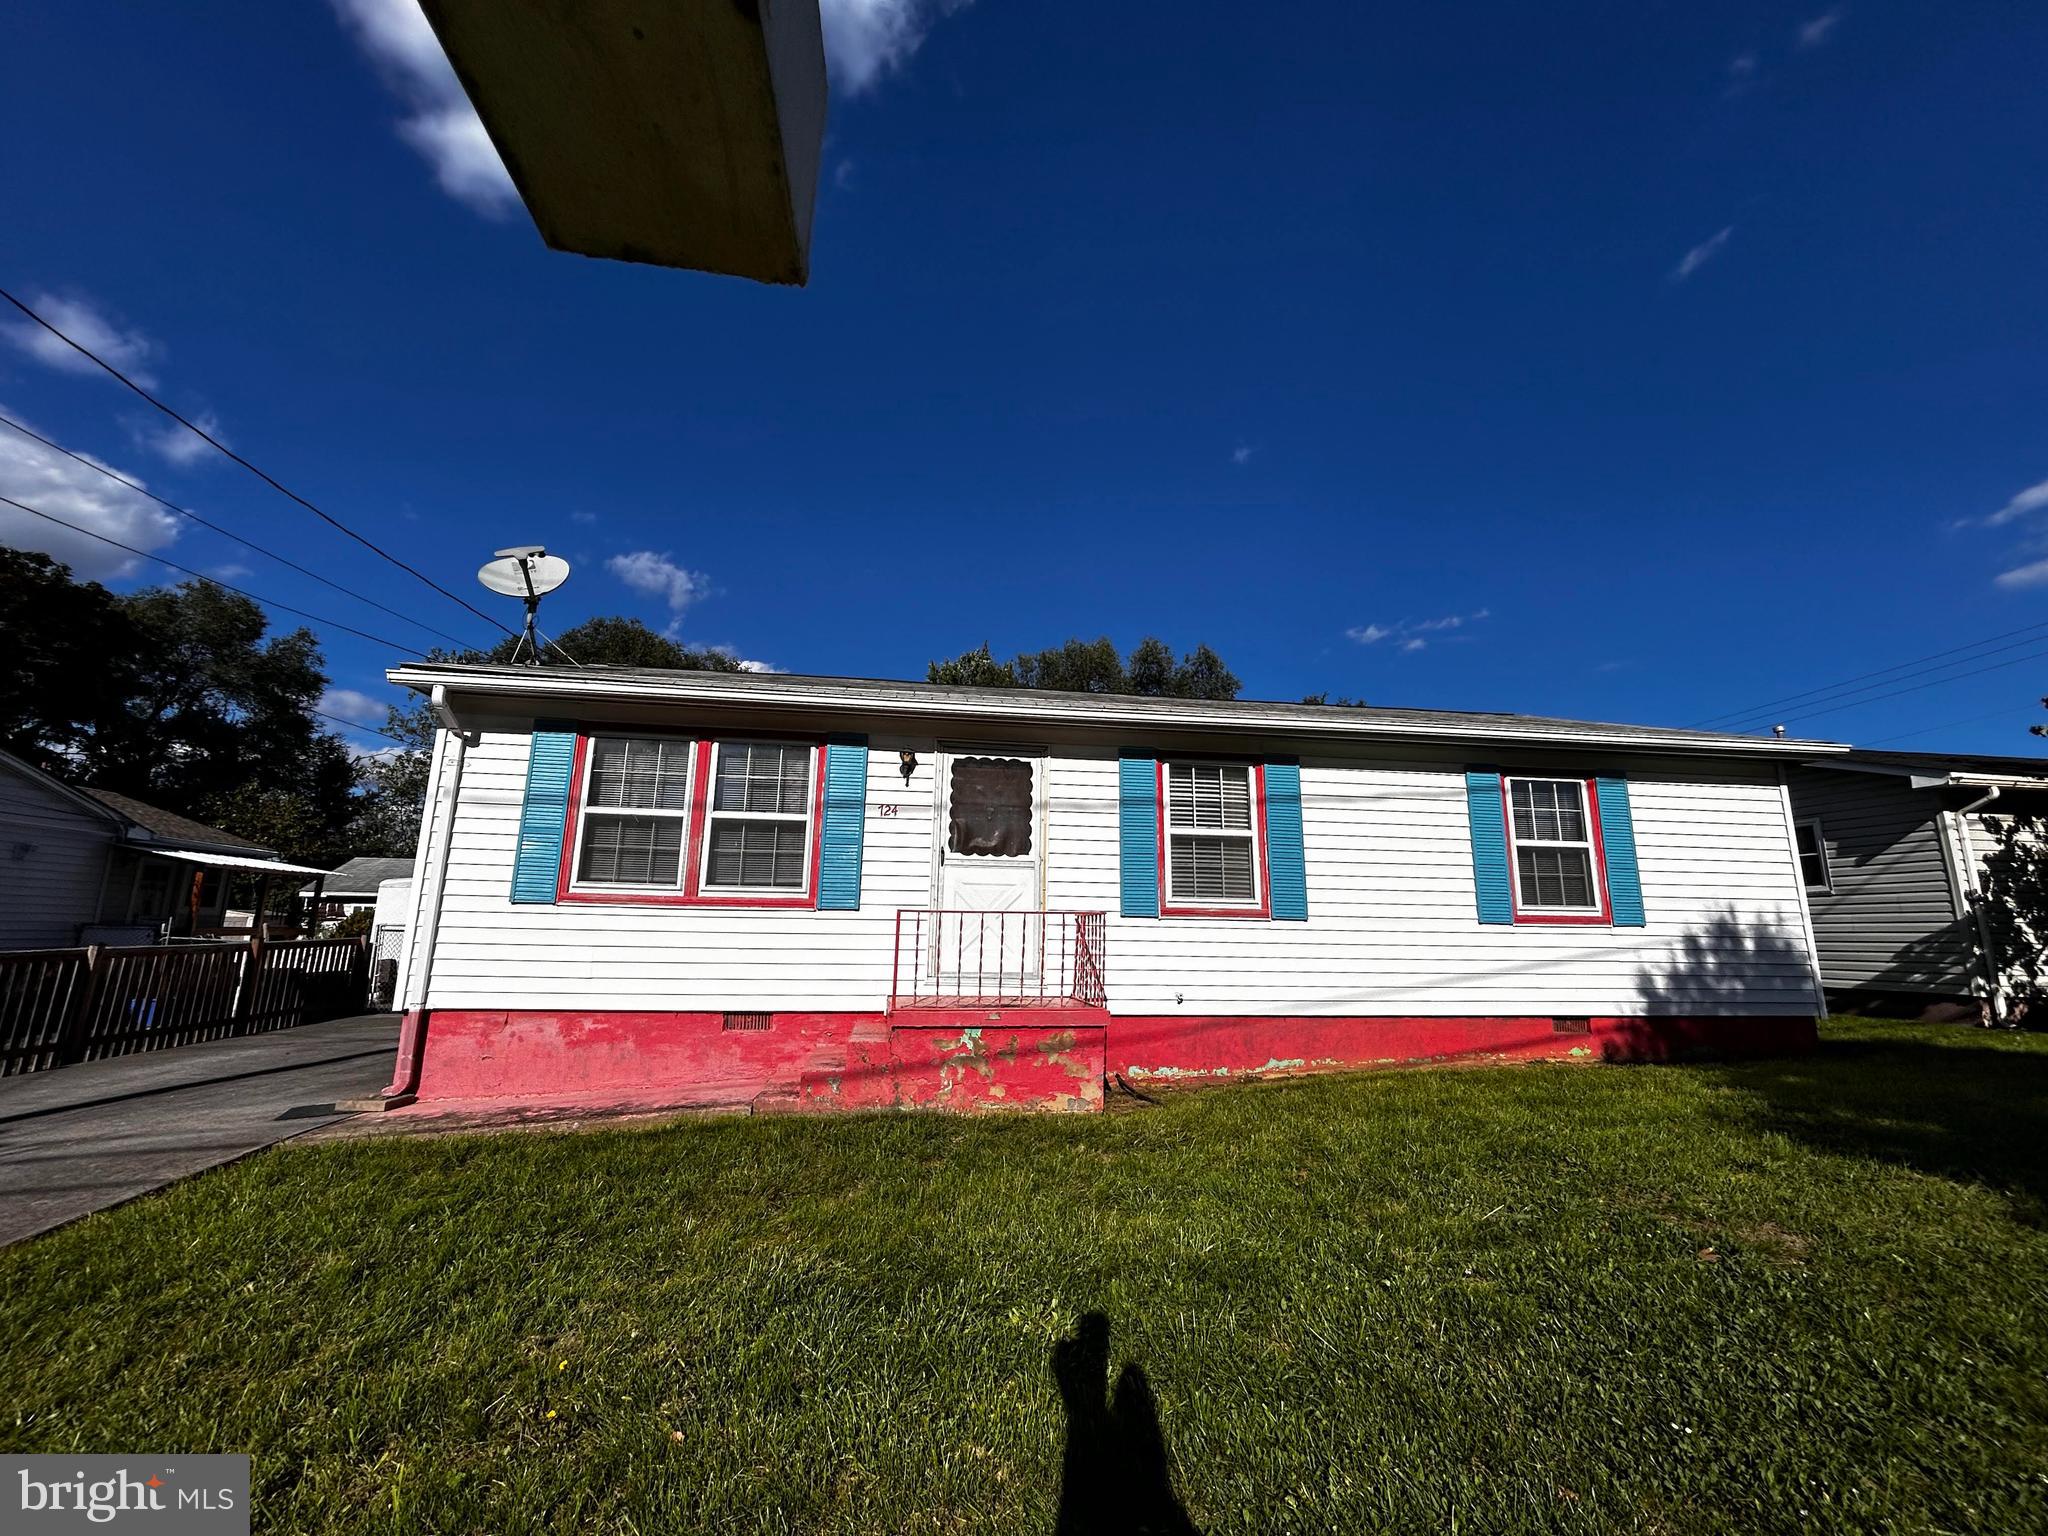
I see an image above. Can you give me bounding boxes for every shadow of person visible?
[1053,1312,1199,1536]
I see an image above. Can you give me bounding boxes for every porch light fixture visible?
[899,751,919,784]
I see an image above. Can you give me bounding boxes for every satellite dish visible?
[477,547,573,663]
[478,552,570,597]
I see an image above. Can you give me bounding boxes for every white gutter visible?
[1952,785,2006,1025]
[387,664,1846,758]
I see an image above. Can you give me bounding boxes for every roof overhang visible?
[148,849,333,878]
[416,0,826,284]
[389,663,1849,760]
[1802,759,2048,792]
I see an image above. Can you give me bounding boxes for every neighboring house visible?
[1785,750,2048,1021]
[0,748,331,950]
[372,664,1839,1115]
[303,857,417,921]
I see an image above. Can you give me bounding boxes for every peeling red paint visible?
[396,1009,1812,1118]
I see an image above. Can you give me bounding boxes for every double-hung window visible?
[1504,776,1606,917]
[702,741,813,893]
[566,734,819,903]
[1162,761,1266,913]
[576,737,693,889]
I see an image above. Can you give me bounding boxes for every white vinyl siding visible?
[1784,767,1974,996]
[412,723,1819,1018]
[0,762,115,951]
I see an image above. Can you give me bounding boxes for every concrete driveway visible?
[0,1014,398,1246]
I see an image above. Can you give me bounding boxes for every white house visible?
[373,664,1839,1115]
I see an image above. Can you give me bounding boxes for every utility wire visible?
[1705,628,2048,734]
[1693,618,2048,729]
[0,284,517,638]
[312,706,409,745]
[0,409,478,651]
[1756,640,2048,730]
[0,492,427,656]
[1862,705,2045,748]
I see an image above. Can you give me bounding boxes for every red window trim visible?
[555,732,826,909]
[1501,773,1612,927]
[1156,759,1273,919]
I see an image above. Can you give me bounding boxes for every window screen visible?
[1506,777,1600,913]
[947,758,1035,857]
[576,736,693,888]
[702,741,812,890]
[1165,762,1259,905]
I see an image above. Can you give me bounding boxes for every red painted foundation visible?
[392,1008,1815,1118]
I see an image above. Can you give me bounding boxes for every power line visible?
[1863,704,2045,748]
[0,284,517,639]
[1692,618,2048,729]
[1761,640,2048,729]
[312,706,408,745]
[1705,628,2048,734]
[0,409,478,651]
[0,492,427,656]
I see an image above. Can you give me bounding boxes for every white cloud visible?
[1671,227,1734,282]
[821,0,973,94]
[1728,52,1758,78]
[318,687,390,725]
[135,411,225,467]
[737,658,784,673]
[569,510,598,525]
[607,550,710,614]
[1346,610,1489,653]
[0,408,179,579]
[834,158,858,191]
[1796,9,1843,50]
[1983,476,2048,529]
[328,0,519,216]
[1231,443,1255,466]
[2,292,158,387]
[1994,558,2048,590]
[208,562,252,582]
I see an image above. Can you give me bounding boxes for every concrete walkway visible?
[0,1014,398,1246]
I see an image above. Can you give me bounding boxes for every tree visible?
[0,553,360,864]
[1300,693,1370,706]
[0,548,143,768]
[927,644,1018,688]
[926,637,1242,700]
[482,615,743,672]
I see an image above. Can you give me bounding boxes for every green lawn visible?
[4,1019,2047,1534]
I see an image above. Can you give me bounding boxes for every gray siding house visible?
[1785,750,2048,1020]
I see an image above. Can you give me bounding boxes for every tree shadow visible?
[1616,909,1820,1062]
[1714,1035,2048,1227]
[1052,1312,1200,1536]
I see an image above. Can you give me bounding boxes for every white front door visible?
[934,750,1044,989]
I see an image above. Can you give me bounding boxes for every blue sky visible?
[2,1,2046,755]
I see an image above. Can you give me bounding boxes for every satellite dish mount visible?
[477,546,572,665]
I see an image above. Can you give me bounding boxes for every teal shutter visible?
[512,727,577,903]
[1264,760,1308,920]
[817,741,869,911]
[1118,754,1160,918]
[1465,769,1513,925]
[1595,776,1645,926]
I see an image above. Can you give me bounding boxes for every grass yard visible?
[4,1018,2047,1534]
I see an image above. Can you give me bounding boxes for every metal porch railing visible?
[889,910,1107,1011]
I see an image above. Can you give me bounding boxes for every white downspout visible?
[1952,785,2005,1025]
[404,686,469,1015]
[366,687,470,1105]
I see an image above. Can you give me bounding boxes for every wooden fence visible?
[0,938,369,1077]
